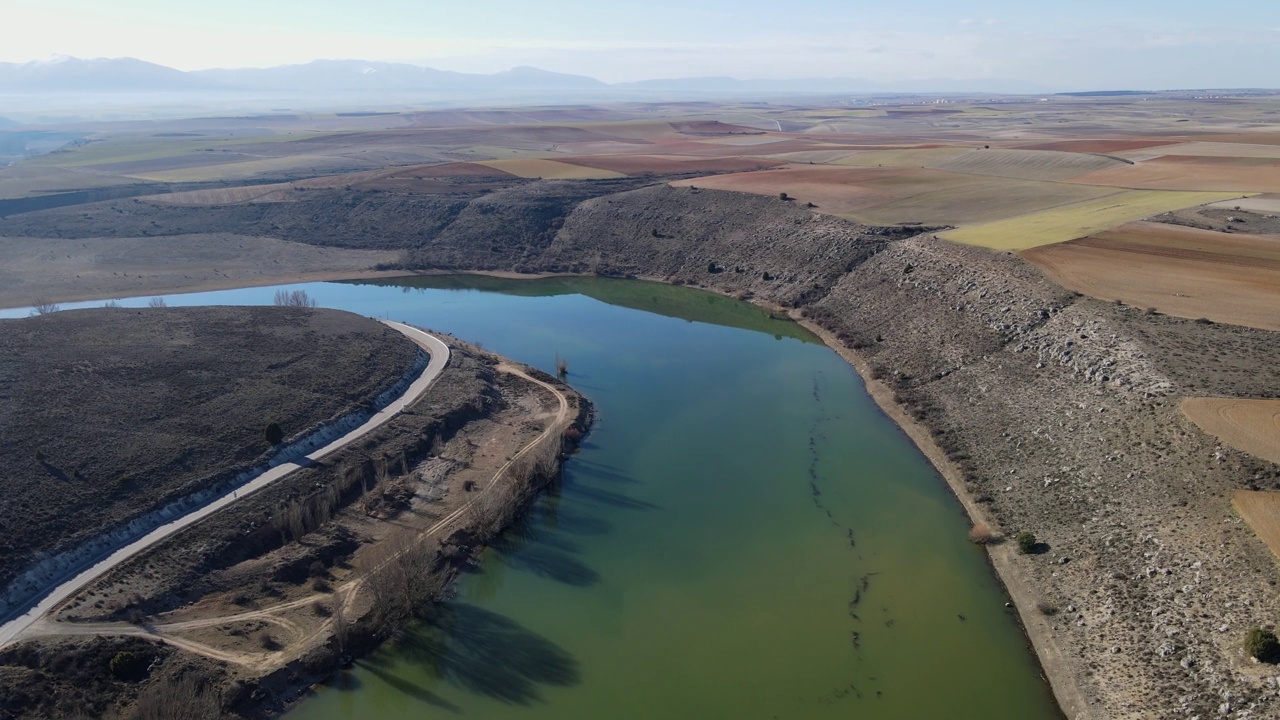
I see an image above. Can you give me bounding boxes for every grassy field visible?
[942,190,1243,249]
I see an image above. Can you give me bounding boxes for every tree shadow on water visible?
[399,603,581,705]
[566,483,657,511]
[356,660,462,712]
[569,460,639,485]
[491,535,600,587]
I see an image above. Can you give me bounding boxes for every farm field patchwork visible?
[942,190,1242,250]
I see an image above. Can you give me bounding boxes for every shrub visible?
[264,422,284,445]
[1016,531,1037,554]
[1037,601,1058,616]
[1246,628,1280,663]
[308,560,327,578]
[258,632,280,651]
[779,192,789,201]
[968,524,998,545]
[109,651,149,681]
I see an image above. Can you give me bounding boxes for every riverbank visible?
[0,334,591,720]
[792,314,1090,720]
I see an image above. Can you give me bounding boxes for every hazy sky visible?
[4,0,1278,88]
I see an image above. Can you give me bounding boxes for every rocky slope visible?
[6,177,1280,717]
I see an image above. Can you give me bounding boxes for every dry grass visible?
[942,190,1242,250]
[475,158,625,179]
[1232,490,1280,564]
[1182,398,1280,466]
[969,523,1000,545]
[145,184,294,206]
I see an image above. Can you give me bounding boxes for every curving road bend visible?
[0,321,449,650]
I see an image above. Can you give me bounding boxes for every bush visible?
[1016,531,1037,554]
[1246,628,1280,663]
[109,651,149,681]
[264,422,284,445]
[968,524,998,545]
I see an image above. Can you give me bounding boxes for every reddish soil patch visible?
[1015,139,1182,153]
[1022,221,1280,330]
[556,155,784,175]
[1146,155,1280,168]
[1068,163,1280,192]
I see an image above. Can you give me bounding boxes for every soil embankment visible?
[5,178,1280,717]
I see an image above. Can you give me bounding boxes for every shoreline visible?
[6,269,1088,717]
[791,314,1092,720]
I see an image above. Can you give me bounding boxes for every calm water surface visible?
[4,277,1060,719]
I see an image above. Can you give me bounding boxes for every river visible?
[4,275,1061,719]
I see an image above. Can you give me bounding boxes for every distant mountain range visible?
[0,56,1048,97]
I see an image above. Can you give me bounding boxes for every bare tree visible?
[147,297,167,308]
[102,299,123,308]
[30,299,59,316]
[129,672,219,720]
[274,289,318,308]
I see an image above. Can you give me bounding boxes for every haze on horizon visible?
[4,0,1279,91]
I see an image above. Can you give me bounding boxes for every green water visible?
[4,277,1059,718]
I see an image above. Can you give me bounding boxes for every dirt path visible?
[14,361,573,673]
[0,323,449,651]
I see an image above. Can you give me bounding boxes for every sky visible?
[3,0,1278,89]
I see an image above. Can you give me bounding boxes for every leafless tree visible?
[274,289,317,307]
[129,672,219,720]
[147,297,167,308]
[30,298,59,316]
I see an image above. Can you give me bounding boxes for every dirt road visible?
[0,322,449,650]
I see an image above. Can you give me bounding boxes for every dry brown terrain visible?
[1183,398,1280,466]
[0,307,419,593]
[1232,491,1280,562]
[1022,221,1280,330]
[3,93,1280,719]
[0,234,401,309]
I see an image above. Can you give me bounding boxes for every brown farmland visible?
[1183,398,1280,466]
[1022,221,1280,330]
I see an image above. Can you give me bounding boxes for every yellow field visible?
[1231,491,1280,563]
[475,158,626,180]
[942,190,1243,250]
[1182,398,1280,465]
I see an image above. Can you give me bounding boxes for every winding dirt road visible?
[0,321,449,651]
[7,356,573,676]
